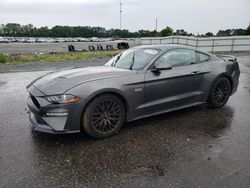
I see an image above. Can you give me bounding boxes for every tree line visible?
[0,23,250,38]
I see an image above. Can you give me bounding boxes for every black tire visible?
[208,77,232,108]
[82,94,125,138]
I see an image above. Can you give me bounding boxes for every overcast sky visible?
[0,0,250,34]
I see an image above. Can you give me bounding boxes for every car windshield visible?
[105,48,160,70]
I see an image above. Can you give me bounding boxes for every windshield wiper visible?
[129,52,135,70]
[111,53,122,67]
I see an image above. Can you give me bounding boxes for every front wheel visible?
[82,94,125,138]
[208,77,232,108]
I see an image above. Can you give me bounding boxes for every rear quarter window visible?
[197,52,210,62]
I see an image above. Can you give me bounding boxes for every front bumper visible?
[27,85,82,134]
[29,112,80,134]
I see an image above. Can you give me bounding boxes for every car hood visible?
[29,66,131,95]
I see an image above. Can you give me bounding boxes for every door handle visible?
[191,71,201,74]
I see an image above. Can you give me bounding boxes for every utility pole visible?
[120,0,122,30]
[155,18,158,32]
[155,18,158,37]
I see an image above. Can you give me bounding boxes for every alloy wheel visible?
[90,99,122,134]
[213,80,231,105]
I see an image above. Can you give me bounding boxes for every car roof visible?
[133,44,196,51]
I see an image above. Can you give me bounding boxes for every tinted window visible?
[155,49,196,68]
[197,52,210,62]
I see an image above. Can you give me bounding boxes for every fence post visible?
[231,38,235,52]
[196,37,199,49]
[177,37,179,44]
[212,39,215,53]
[172,37,174,44]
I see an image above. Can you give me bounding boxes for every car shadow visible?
[123,104,233,137]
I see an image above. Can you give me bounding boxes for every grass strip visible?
[5,50,122,64]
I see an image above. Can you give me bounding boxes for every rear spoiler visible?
[216,54,237,62]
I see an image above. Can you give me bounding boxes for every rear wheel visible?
[83,94,125,138]
[208,77,232,108]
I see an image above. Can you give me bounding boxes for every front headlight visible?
[44,94,80,104]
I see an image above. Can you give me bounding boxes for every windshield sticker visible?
[144,49,158,55]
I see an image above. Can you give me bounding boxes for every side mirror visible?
[152,63,172,73]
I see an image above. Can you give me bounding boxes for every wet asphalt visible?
[0,54,250,187]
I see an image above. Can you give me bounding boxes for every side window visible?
[155,49,196,68]
[197,52,210,63]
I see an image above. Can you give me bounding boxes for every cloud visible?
[0,0,249,34]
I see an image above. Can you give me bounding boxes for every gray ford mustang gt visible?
[27,45,240,138]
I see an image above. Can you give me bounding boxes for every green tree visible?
[205,32,213,37]
[234,29,246,35]
[160,26,173,36]
[246,22,250,35]
[2,23,22,36]
[138,30,153,37]
[217,29,233,36]
[1,22,250,38]
[175,29,188,36]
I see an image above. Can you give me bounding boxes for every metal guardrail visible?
[132,36,250,52]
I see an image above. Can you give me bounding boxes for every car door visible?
[144,48,205,114]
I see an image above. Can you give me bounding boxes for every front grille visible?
[30,94,41,109]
